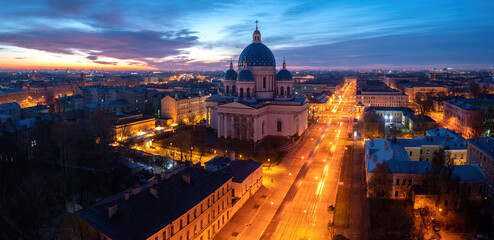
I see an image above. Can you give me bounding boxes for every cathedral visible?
[206,24,308,142]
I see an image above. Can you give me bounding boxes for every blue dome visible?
[237,69,254,82]
[276,69,293,81]
[224,69,237,80]
[238,43,276,67]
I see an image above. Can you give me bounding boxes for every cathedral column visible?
[253,115,258,142]
[217,113,223,138]
[231,114,235,139]
[223,114,228,138]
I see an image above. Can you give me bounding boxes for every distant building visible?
[84,100,130,116]
[77,166,234,240]
[443,98,494,137]
[357,80,409,107]
[0,89,27,105]
[467,137,494,216]
[22,79,84,99]
[161,92,210,124]
[54,95,84,113]
[79,86,147,112]
[404,83,447,99]
[293,79,342,97]
[110,112,156,140]
[205,153,263,215]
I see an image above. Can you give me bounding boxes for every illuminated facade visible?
[111,113,156,140]
[161,93,210,124]
[206,25,308,142]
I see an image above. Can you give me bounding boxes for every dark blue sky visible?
[0,0,493,70]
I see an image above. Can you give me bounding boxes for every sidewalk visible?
[344,141,369,240]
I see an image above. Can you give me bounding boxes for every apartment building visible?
[467,137,494,216]
[78,166,234,240]
[161,92,210,124]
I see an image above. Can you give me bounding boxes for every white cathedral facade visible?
[206,25,308,142]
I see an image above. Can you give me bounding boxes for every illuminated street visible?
[215,81,358,240]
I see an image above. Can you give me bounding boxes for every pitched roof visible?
[205,157,262,183]
[77,167,232,240]
[451,164,486,181]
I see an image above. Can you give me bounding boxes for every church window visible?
[263,77,266,88]
[240,88,244,97]
[232,86,236,96]
[247,88,251,98]
[287,86,290,96]
[277,121,282,132]
[280,87,284,96]
[226,85,230,95]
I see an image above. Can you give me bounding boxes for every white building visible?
[206,25,308,142]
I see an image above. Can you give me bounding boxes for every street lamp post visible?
[268,158,271,170]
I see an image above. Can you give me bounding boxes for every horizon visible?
[1,0,494,71]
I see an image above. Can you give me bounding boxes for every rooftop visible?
[467,137,494,159]
[77,167,232,240]
[366,138,431,174]
[444,98,494,111]
[451,164,486,182]
[205,157,262,183]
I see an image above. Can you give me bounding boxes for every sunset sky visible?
[1,0,493,70]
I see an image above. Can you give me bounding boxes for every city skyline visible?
[1,0,494,71]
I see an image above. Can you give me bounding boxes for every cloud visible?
[86,55,98,60]
[14,57,26,59]
[0,28,199,66]
[93,61,118,65]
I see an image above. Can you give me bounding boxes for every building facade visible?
[204,154,263,215]
[78,166,234,240]
[467,137,494,217]
[443,98,494,137]
[161,93,209,124]
[206,26,308,142]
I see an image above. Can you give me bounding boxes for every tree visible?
[57,214,96,240]
[414,92,434,115]
[469,80,489,98]
[368,163,393,198]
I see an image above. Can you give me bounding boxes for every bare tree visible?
[57,214,96,240]
[368,163,393,198]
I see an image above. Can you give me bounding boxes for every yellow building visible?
[161,93,210,124]
[111,113,156,140]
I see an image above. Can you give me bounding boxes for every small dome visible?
[225,69,237,80]
[224,61,237,80]
[276,69,292,81]
[276,59,292,81]
[237,69,254,82]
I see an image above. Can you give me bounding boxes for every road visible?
[214,81,358,240]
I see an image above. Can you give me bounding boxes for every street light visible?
[267,158,271,170]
